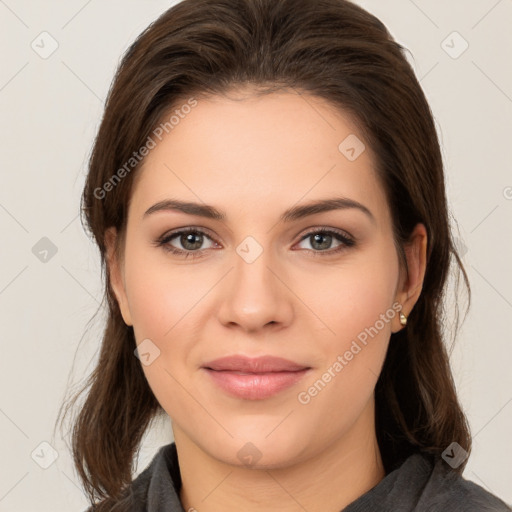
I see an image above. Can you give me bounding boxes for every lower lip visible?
[203,368,310,400]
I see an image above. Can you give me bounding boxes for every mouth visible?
[201,355,311,400]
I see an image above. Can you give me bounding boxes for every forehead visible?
[128,91,389,226]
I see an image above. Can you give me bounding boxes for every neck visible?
[174,399,385,512]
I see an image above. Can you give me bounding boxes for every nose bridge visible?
[216,233,293,331]
[235,236,275,289]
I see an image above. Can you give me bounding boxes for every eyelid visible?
[158,224,215,237]
[156,226,220,247]
[295,226,354,244]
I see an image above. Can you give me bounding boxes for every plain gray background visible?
[0,1,511,510]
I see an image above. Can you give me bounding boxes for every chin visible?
[204,425,311,469]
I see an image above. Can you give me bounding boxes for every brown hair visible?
[56,0,472,509]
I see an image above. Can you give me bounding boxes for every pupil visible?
[313,233,331,250]
[182,232,202,250]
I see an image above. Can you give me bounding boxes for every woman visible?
[58,0,511,510]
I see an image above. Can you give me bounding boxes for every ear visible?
[105,227,133,326]
[392,223,428,333]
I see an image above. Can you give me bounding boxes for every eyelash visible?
[154,226,356,260]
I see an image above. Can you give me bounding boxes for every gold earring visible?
[399,312,408,326]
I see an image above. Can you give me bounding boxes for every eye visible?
[154,226,356,259]
[155,227,219,259]
[295,228,355,255]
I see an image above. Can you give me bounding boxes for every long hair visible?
[56,0,472,508]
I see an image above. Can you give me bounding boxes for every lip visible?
[202,355,311,400]
[203,355,309,373]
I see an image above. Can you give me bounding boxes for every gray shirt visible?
[89,442,511,511]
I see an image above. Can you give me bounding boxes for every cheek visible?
[294,244,399,404]
[123,240,204,340]
[300,243,399,346]
[123,265,197,421]
[122,244,212,413]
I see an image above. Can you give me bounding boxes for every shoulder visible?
[82,443,183,512]
[415,453,511,511]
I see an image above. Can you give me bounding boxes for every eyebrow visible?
[143,197,375,224]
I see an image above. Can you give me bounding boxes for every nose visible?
[216,241,295,334]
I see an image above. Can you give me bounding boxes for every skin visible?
[106,88,427,512]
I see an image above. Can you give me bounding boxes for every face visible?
[107,89,426,468]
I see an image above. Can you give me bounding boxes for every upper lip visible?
[202,355,310,373]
